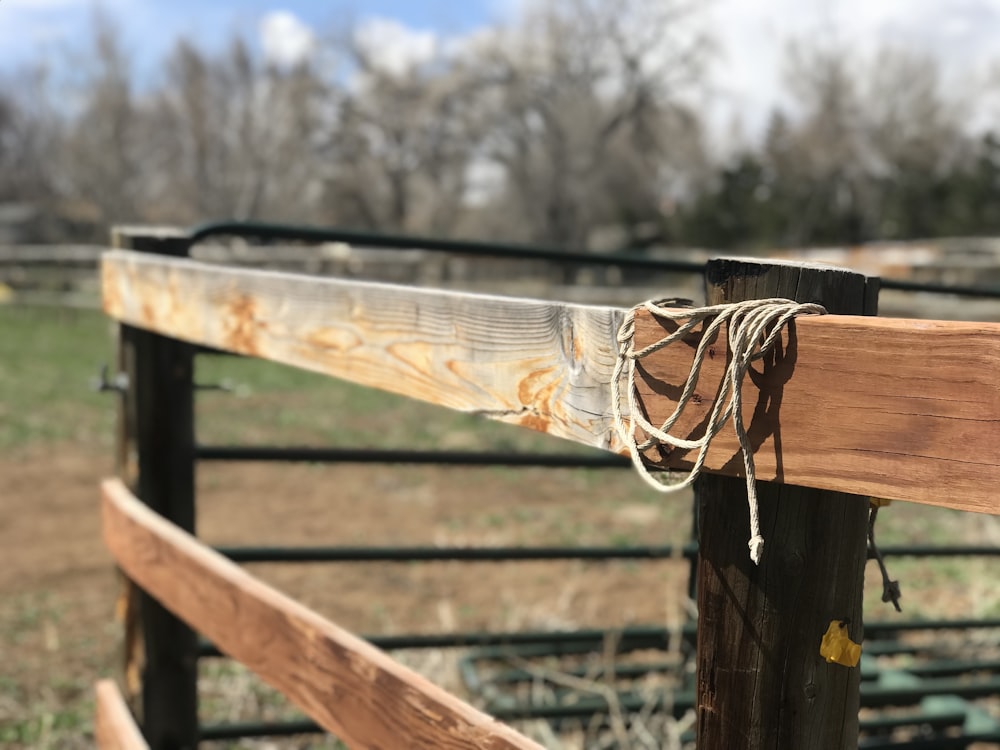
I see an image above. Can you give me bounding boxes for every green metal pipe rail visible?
[122,220,1000,748]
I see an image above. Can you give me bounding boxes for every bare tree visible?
[864,49,965,172]
[315,30,484,235]
[773,39,969,243]
[5,5,712,244]
[465,0,710,248]
[0,66,58,209]
[57,13,148,230]
[151,36,328,224]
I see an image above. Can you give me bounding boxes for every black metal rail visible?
[197,618,1000,659]
[196,444,630,468]
[199,715,1000,745]
[213,543,1000,564]
[187,219,1000,300]
[197,626,688,659]
[188,220,707,274]
[878,276,1000,299]
[215,543,699,563]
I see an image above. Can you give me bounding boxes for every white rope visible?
[612,297,827,564]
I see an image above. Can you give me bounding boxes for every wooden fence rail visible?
[101,477,544,750]
[102,249,1000,514]
[94,680,149,750]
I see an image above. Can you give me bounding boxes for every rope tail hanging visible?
[612,298,827,564]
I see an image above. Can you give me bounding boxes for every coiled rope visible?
[611,298,827,564]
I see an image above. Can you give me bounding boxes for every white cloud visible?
[354,17,438,77]
[707,0,1000,151]
[259,10,315,68]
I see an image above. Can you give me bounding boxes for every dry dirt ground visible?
[0,303,705,748]
[1,439,698,748]
[5,438,1000,749]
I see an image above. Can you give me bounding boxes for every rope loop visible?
[612,298,827,564]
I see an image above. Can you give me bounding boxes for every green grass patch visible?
[0,707,91,748]
[0,306,115,449]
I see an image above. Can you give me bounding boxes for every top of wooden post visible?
[111,226,190,251]
[705,256,879,315]
[694,256,874,750]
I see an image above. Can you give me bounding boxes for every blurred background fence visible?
[5,233,1000,320]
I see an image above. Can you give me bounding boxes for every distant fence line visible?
[0,241,636,289]
[4,236,1000,318]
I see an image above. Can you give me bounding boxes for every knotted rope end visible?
[748,535,765,565]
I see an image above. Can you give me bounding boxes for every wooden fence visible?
[94,225,1000,749]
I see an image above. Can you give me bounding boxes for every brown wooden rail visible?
[101,249,1000,514]
[634,311,1000,514]
[101,477,543,750]
[94,679,149,750]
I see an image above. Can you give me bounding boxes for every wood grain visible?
[101,249,625,453]
[101,250,1000,513]
[634,309,1000,514]
[694,258,872,750]
[100,477,544,750]
[94,679,149,750]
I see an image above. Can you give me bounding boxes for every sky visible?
[2,0,1000,147]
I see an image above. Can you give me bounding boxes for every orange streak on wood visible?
[302,326,362,355]
[94,679,149,750]
[517,366,558,406]
[222,294,261,356]
[100,478,544,750]
[100,261,121,320]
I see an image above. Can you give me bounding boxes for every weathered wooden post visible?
[695,259,878,748]
[112,227,199,750]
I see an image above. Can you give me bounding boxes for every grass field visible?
[1,303,999,748]
[0,306,116,449]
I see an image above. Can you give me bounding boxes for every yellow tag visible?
[820,620,861,667]
[869,497,893,509]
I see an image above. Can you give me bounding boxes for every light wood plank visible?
[101,250,1000,514]
[633,309,1000,514]
[101,249,626,453]
[94,679,149,750]
[100,478,544,750]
